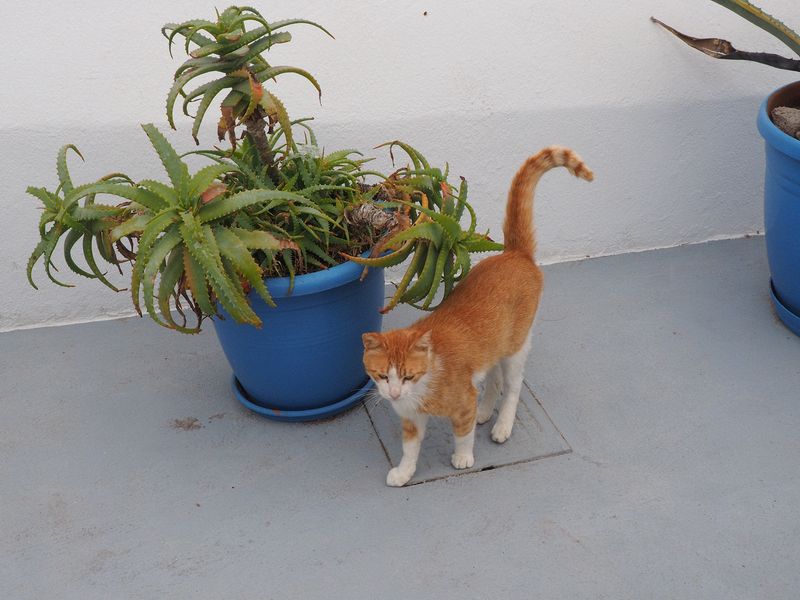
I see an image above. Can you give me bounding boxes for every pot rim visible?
[264,252,369,298]
[758,80,800,161]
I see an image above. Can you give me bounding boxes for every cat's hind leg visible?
[451,386,478,469]
[477,363,503,424]
[386,413,428,487]
[491,331,532,444]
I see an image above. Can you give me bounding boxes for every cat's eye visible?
[403,375,415,382]
[378,374,388,381]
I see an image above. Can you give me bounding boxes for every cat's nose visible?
[389,387,401,400]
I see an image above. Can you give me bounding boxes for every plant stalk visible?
[243,107,280,184]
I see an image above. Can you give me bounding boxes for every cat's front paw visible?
[451,453,475,469]
[476,405,495,425]
[491,421,513,444]
[386,467,413,487]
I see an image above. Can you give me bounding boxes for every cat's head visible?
[362,329,433,402]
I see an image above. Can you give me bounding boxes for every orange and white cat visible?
[363,146,593,486]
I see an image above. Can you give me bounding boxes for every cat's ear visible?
[362,332,383,350]
[412,330,432,352]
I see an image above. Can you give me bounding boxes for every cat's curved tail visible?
[503,146,593,258]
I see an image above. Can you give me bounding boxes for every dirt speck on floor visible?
[171,417,203,431]
[208,413,226,422]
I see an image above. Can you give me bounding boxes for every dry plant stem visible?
[652,17,800,71]
[242,108,280,183]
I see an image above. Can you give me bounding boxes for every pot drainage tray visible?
[365,381,571,485]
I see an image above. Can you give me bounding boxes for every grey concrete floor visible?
[1,237,799,599]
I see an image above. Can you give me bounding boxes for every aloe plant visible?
[29,124,305,332]
[27,6,503,333]
[344,142,502,314]
[163,6,331,183]
[653,1,800,71]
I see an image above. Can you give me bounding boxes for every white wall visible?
[2,0,797,331]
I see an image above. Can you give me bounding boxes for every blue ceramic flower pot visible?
[758,81,800,337]
[212,259,384,421]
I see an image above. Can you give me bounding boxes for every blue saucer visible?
[232,376,374,422]
[770,280,800,337]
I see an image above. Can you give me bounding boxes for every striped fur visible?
[503,146,594,257]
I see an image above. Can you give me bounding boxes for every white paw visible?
[451,453,475,469]
[386,467,412,487]
[491,421,513,444]
[476,406,494,425]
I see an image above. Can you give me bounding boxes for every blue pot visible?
[212,259,384,421]
[758,82,800,337]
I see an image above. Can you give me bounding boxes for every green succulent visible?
[27,145,132,292]
[162,5,331,164]
[345,142,503,313]
[27,6,504,334]
[189,122,380,278]
[29,124,306,332]
[653,0,800,71]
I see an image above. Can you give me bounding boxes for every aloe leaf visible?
[382,240,426,308]
[183,249,216,316]
[461,237,504,253]
[56,144,83,194]
[422,240,452,309]
[442,251,457,300]
[173,55,228,79]
[261,91,293,148]
[231,227,292,251]
[267,18,334,39]
[140,180,178,207]
[189,25,269,58]
[63,182,162,214]
[179,214,260,325]
[26,186,59,212]
[400,242,438,304]
[186,77,236,142]
[157,246,199,333]
[72,204,123,221]
[163,20,216,56]
[26,238,49,289]
[454,245,471,281]
[82,230,120,291]
[385,222,444,249]
[397,201,462,241]
[188,164,238,199]
[710,0,800,57]
[254,65,322,101]
[130,210,180,314]
[142,229,183,326]
[239,31,292,63]
[198,189,306,223]
[142,124,190,196]
[222,256,246,297]
[462,196,478,237]
[652,16,800,70]
[109,214,150,243]
[165,61,231,129]
[377,140,430,170]
[39,226,73,288]
[63,228,95,279]
[454,176,468,220]
[295,184,356,198]
[281,247,296,292]
[343,240,414,267]
[303,237,337,266]
[241,71,265,121]
[215,227,276,307]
